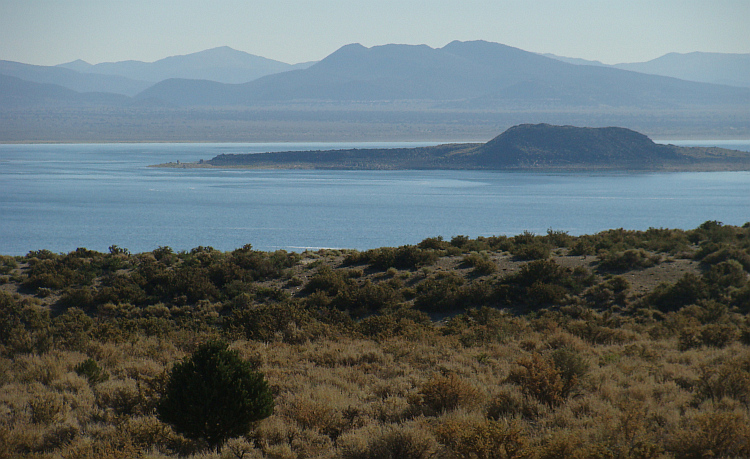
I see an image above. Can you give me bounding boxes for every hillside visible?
[182,124,750,171]
[1,223,750,457]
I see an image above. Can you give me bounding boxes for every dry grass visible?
[1,332,748,458]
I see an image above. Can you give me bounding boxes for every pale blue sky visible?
[2,0,748,66]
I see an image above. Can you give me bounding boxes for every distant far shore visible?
[4,133,750,145]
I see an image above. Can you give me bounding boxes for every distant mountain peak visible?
[56,59,94,72]
[65,59,92,66]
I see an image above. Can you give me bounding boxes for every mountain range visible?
[135,41,746,108]
[1,41,749,141]
[57,46,315,85]
[0,47,314,97]
[2,41,749,108]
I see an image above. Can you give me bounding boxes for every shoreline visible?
[151,162,750,172]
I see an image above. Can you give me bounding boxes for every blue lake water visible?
[1,140,749,256]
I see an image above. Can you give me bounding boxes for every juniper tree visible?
[157,341,273,451]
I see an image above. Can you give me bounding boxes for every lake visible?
[1,140,749,256]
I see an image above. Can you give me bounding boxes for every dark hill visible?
[470,124,683,168]
[190,124,750,171]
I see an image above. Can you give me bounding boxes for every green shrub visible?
[688,220,738,245]
[331,280,401,314]
[74,358,109,385]
[0,255,17,275]
[450,235,471,248]
[550,348,589,389]
[546,229,572,248]
[51,307,94,350]
[361,245,439,270]
[585,276,630,308]
[498,259,585,308]
[648,273,709,312]
[418,236,449,250]
[569,239,595,256]
[700,245,750,271]
[597,249,660,271]
[512,242,551,260]
[0,292,52,355]
[227,302,324,344]
[157,341,274,452]
[462,252,497,275]
[414,272,493,312]
[702,260,747,296]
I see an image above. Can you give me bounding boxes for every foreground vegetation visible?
[1,221,750,458]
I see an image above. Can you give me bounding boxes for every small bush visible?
[512,242,551,261]
[668,412,750,459]
[546,229,572,248]
[506,353,575,407]
[569,239,595,256]
[29,392,64,424]
[463,252,497,275]
[339,424,439,459]
[693,356,750,406]
[418,236,449,250]
[74,358,109,385]
[418,373,482,414]
[597,249,660,271]
[549,348,589,389]
[433,416,528,459]
[678,322,739,350]
[358,246,439,271]
[648,273,709,312]
[487,388,526,420]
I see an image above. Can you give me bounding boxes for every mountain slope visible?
[0,74,130,107]
[135,41,750,109]
[545,51,750,88]
[613,52,750,88]
[195,124,750,171]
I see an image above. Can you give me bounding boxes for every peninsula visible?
[156,124,750,171]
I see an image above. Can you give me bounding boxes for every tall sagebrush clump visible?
[157,341,274,452]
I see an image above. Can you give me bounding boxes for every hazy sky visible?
[2,0,749,66]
